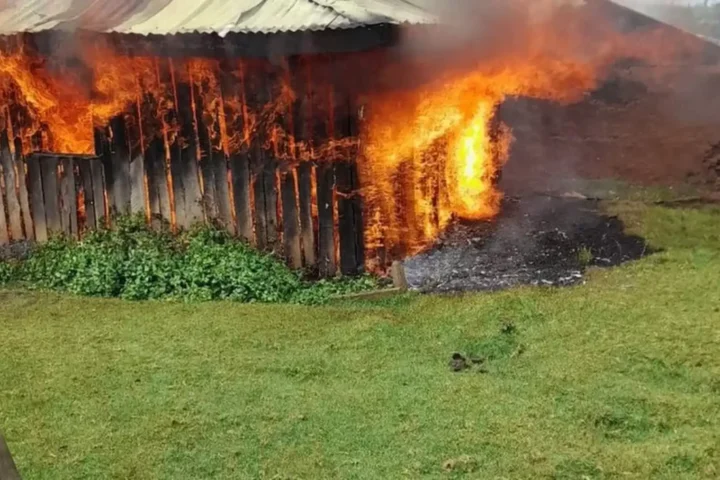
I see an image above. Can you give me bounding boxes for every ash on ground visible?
[403,195,651,293]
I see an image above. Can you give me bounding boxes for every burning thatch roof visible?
[0,0,437,36]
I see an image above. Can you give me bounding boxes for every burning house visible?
[0,0,717,279]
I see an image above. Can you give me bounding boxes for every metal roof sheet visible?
[0,0,438,36]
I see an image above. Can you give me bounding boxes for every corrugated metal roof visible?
[0,0,438,36]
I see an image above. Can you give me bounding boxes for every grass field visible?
[1,200,719,479]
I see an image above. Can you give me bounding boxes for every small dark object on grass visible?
[512,344,526,358]
[469,355,485,365]
[500,321,517,335]
[449,353,469,372]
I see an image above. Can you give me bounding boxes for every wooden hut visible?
[0,0,437,276]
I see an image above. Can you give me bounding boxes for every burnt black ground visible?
[403,195,652,293]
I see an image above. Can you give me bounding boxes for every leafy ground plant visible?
[4,215,376,304]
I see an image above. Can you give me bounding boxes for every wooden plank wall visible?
[0,56,366,277]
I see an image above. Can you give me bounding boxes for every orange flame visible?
[0,5,708,265]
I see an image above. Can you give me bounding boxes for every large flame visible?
[0,1,707,265]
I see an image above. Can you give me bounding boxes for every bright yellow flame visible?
[448,100,501,219]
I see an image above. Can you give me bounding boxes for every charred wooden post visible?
[245,64,277,251]
[90,159,106,227]
[26,154,47,242]
[297,163,316,266]
[315,84,337,277]
[1,131,23,240]
[290,57,316,267]
[8,93,34,240]
[280,169,302,268]
[316,162,336,277]
[108,116,132,216]
[172,76,204,229]
[252,161,269,249]
[145,136,171,228]
[0,174,7,245]
[76,158,98,230]
[58,156,78,236]
[211,149,232,231]
[168,141,188,229]
[335,93,364,276]
[193,77,218,219]
[147,59,174,228]
[335,161,362,275]
[15,146,34,241]
[192,69,233,230]
[94,128,112,225]
[126,110,147,216]
[277,60,302,268]
[229,152,253,242]
[38,156,61,235]
[220,59,253,241]
[262,72,279,250]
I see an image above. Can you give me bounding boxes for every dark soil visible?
[403,196,652,293]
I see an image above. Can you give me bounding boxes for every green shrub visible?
[0,261,16,285]
[9,216,377,304]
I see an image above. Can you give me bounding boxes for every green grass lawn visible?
[1,200,719,479]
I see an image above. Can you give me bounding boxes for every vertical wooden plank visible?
[0,171,7,245]
[229,152,253,242]
[39,156,61,235]
[59,157,78,237]
[192,71,233,230]
[15,141,33,241]
[1,132,22,240]
[280,169,302,268]
[297,163,315,267]
[129,153,146,215]
[252,159,268,250]
[145,137,171,227]
[153,57,178,229]
[90,159,106,227]
[193,77,218,220]
[199,152,218,219]
[263,72,280,250]
[109,116,131,216]
[334,87,364,276]
[218,59,248,238]
[212,155,232,231]
[8,99,33,239]
[349,100,365,273]
[244,63,271,250]
[128,98,148,217]
[26,154,47,242]
[168,140,188,229]
[77,158,97,230]
[175,81,204,227]
[316,163,336,277]
[94,128,112,224]
[290,58,316,268]
[263,160,279,249]
[336,160,364,276]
